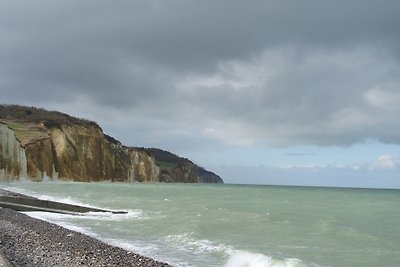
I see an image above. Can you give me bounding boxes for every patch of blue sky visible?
[191,139,400,168]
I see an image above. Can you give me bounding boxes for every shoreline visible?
[0,189,172,267]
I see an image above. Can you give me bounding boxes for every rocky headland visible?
[0,105,223,184]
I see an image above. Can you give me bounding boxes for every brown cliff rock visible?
[0,105,223,183]
[146,148,223,184]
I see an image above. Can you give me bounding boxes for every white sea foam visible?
[83,209,147,220]
[224,251,308,267]
[22,211,98,238]
[163,233,234,255]
[23,208,147,222]
[103,237,186,267]
[105,238,159,256]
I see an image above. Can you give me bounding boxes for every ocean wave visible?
[23,209,147,222]
[85,209,148,220]
[224,251,308,267]
[162,233,311,267]
[163,233,234,255]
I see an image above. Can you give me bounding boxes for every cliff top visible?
[0,105,101,146]
[0,105,99,129]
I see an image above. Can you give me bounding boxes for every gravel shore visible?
[0,190,173,267]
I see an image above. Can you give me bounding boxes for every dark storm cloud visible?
[1,0,400,147]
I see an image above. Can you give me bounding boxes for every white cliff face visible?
[129,149,160,182]
[0,123,27,179]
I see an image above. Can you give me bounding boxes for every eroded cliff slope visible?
[145,148,223,184]
[0,105,223,183]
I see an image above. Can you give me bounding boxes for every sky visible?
[1,0,400,188]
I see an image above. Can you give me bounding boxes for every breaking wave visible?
[224,251,308,267]
[163,233,234,255]
[162,233,310,267]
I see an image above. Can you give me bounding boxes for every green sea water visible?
[1,181,400,267]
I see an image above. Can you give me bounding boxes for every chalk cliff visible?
[0,105,223,183]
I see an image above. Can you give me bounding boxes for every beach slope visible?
[0,208,172,267]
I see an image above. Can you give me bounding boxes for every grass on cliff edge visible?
[156,160,178,171]
[0,104,98,129]
[2,120,26,130]
[1,120,49,145]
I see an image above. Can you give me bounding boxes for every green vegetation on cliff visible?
[0,105,98,129]
[144,148,224,184]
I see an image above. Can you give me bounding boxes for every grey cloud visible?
[177,46,400,146]
[1,0,400,149]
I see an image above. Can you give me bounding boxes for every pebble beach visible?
[0,189,172,267]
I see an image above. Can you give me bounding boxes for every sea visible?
[1,181,400,267]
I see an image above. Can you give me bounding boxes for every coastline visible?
[0,189,172,267]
